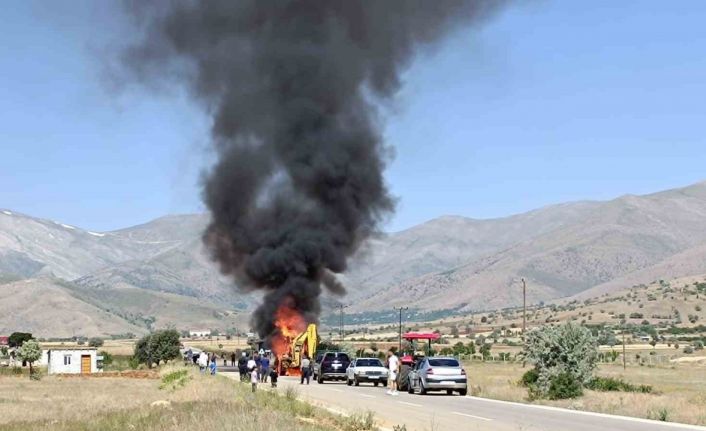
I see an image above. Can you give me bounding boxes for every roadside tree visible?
[17,339,42,379]
[133,329,181,367]
[8,332,33,348]
[522,323,598,399]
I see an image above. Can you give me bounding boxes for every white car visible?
[346,357,389,386]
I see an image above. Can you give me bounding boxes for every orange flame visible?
[271,304,307,357]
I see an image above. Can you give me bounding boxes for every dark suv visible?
[315,351,350,383]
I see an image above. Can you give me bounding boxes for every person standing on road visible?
[238,352,248,382]
[230,351,236,367]
[260,353,270,383]
[386,350,400,396]
[300,354,311,384]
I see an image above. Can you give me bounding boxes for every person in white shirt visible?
[197,351,208,373]
[386,350,400,395]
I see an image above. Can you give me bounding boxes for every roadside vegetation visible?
[0,365,378,431]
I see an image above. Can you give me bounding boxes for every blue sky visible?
[1,1,705,232]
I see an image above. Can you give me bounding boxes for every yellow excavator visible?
[280,323,318,375]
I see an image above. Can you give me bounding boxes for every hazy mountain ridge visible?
[350,181,706,312]
[2,180,706,335]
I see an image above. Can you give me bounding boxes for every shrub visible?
[520,369,539,387]
[523,323,597,398]
[99,351,114,367]
[160,369,190,390]
[88,337,104,348]
[586,376,652,393]
[547,372,583,400]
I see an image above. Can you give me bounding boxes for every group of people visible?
[184,349,220,375]
[237,351,278,392]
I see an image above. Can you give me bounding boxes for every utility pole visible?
[393,307,408,353]
[335,305,348,342]
[622,326,627,370]
[522,278,527,335]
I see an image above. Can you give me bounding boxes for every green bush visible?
[523,323,597,398]
[520,369,539,387]
[160,369,190,390]
[586,376,652,393]
[547,371,583,400]
[99,351,114,367]
[88,337,104,348]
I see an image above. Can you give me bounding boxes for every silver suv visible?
[407,357,467,395]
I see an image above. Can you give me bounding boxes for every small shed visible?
[46,348,102,375]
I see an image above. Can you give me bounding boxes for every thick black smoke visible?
[123,0,502,343]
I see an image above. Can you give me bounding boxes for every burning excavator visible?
[270,305,319,376]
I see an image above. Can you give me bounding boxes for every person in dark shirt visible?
[260,353,271,383]
[237,352,248,382]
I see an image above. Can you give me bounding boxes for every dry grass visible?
[0,365,377,431]
[464,361,706,425]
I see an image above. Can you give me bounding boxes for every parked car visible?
[346,357,388,386]
[315,351,350,383]
[407,357,467,395]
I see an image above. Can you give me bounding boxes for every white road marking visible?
[359,394,376,398]
[325,388,345,393]
[463,396,706,430]
[452,412,492,422]
[397,401,423,407]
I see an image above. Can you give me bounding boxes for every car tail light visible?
[426,368,434,375]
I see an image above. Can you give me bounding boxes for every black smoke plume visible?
[123,0,502,343]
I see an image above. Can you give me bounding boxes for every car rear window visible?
[323,352,350,362]
[428,358,460,367]
[356,359,382,367]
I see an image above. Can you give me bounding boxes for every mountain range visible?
[2,180,706,336]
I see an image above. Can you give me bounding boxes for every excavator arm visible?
[291,323,318,369]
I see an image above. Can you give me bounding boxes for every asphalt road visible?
[222,373,705,431]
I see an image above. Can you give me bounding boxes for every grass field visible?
[0,366,378,431]
[464,360,706,426]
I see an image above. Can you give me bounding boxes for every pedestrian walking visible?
[247,354,257,383]
[230,351,236,367]
[250,365,259,392]
[300,354,311,384]
[260,353,270,383]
